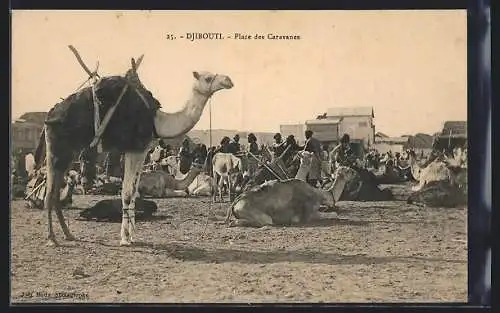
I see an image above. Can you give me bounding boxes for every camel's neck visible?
[325,170,352,202]
[294,163,310,181]
[154,89,211,139]
[315,187,336,206]
[173,169,202,190]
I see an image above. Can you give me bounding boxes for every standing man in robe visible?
[300,130,322,187]
[246,133,260,177]
[271,133,286,159]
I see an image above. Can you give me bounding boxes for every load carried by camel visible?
[78,198,158,223]
[322,166,394,202]
[35,45,233,246]
[25,168,80,210]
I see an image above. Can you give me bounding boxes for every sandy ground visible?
[10,183,467,303]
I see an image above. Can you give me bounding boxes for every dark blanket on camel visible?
[45,76,161,153]
[78,198,158,222]
[340,168,394,201]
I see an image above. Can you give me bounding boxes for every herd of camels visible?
[31,53,467,247]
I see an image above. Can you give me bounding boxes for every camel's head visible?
[294,151,314,181]
[192,71,234,96]
[333,166,359,183]
[326,166,359,202]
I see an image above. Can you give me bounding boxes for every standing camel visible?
[36,59,233,246]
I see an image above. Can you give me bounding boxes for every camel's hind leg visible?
[44,161,65,246]
[227,175,233,203]
[217,175,226,203]
[120,150,147,246]
[44,128,74,246]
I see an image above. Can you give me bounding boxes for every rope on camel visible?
[200,75,218,238]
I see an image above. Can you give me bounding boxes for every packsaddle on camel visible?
[35,47,233,246]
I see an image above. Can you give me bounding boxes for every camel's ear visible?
[131,58,139,72]
[135,54,144,68]
[193,71,200,80]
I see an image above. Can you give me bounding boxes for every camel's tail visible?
[34,127,47,171]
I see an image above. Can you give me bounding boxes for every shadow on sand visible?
[91,240,466,266]
[74,213,173,223]
[293,217,435,228]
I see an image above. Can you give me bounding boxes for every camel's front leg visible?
[227,175,232,203]
[120,151,147,246]
[233,203,274,228]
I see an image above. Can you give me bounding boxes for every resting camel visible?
[187,172,218,196]
[322,165,394,201]
[223,149,336,227]
[138,165,203,198]
[78,198,158,222]
[36,55,233,246]
[406,149,467,207]
[224,179,340,227]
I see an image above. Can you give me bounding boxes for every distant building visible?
[434,120,467,151]
[304,106,375,152]
[372,132,434,157]
[327,106,375,148]
[11,112,47,154]
[373,135,408,154]
[375,131,389,138]
[305,118,340,146]
[280,124,305,144]
[405,133,434,157]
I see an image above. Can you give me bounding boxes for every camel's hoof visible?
[320,205,338,213]
[119,240,131,246]
[258,226,271,231]
[46,238,58,247]
[64,234,76,241]
[228,220,238,227]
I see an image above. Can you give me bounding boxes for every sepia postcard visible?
[11,10,468,303]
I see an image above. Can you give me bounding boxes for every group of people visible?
[267,131,362,188]
[11,128,372,197]
[11,149,36,183]
[146,138,208,174]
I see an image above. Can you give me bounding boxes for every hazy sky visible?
[12,10,467,136]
